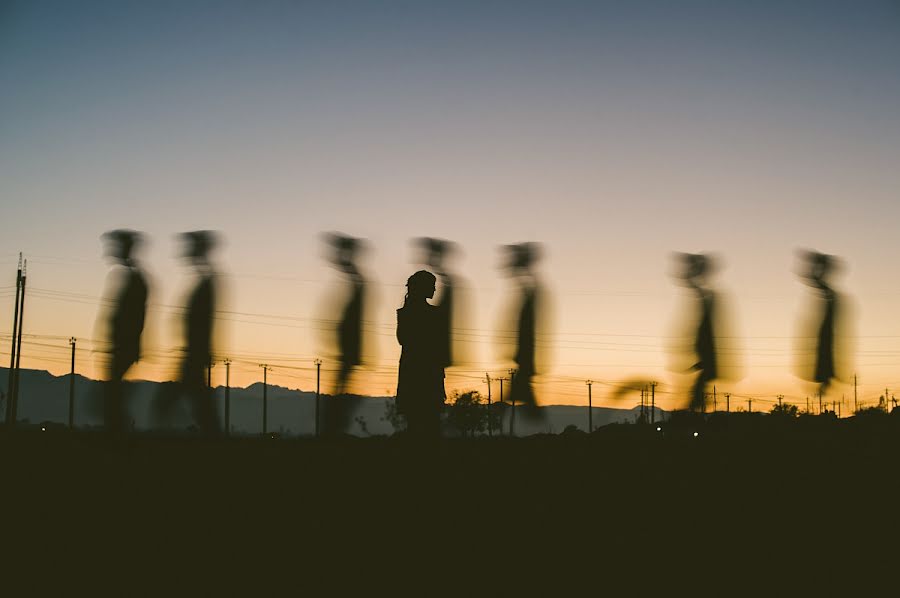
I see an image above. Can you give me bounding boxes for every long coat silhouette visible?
[797,250,841,393]
[110,265,148,372]
[102,230,148,434]
[179,252,219,434]
[338,274,364,371]
[813,285,837,386]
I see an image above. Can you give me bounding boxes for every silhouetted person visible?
[322,232,367,435]
[396,270,444,438]
[674,253,718,412]
[502,243,544,420]
[796,250,842,399]
[154,231,221,435]
[100,229,148,435]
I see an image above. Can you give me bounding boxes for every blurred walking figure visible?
[322,232,367,434]
[502,242,545,419]
[396,270,444,438]
[154,231,221,435]
[414,238,457,369]
[673,253,719,412]
[795,250,850,400]
[99,229,148,435]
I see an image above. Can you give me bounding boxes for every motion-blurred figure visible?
[322,232,368,435]
[795,250,851,401]
[673,253,718,412]
[100,229,149,435]
[502,242,545,421]
[154,231,221,435]
[414,238,458,370]
[396,270,445,438]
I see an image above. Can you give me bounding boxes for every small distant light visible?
[41,427,46,432]
[693,432,699,437]
[656,426,661,432]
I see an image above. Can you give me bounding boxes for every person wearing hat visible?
[154,231,221,435]
[322,232,367,435]
[796,249,842,399]
[100,229,149,435]
[674,252,719,412]
[414,237,458,371]
[502,242,544,421]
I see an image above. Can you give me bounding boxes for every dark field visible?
[4,413,898,590]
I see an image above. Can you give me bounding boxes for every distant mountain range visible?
[0,368,665,436]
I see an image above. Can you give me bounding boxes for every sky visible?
[1,0,899,412]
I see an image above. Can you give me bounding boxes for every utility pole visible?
[224,359,231,436]
[68,337,76,429]
[508,369,517,437]
[6,254,22,426]
[854,374,858,413]
[586,380,593,433]
[483,373,493,437]
[806,396,809,414]
[777,395,783,409]
[497,377,507,436]
[260,364,269,436]
[314,359,322,438]
[712,385,717,412]
[725,392,730,413]
[650,382,657,425]
[747,398,752,413]
[10,258,27,425]
[208,359,213,389]
[640,387,645,422]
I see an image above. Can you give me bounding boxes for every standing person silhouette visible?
[100,229,149,435]
[323,233,367,435]
[154,231,220,435]
[674,253,718,412]
[396,270,444,439]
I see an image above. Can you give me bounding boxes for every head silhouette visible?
[405,270,436,305]
[323,232,365,275]
[797,249,838,289]
[414,237,457,271]
[503,242,541,275]
[674,252,717,288]
[180,230,218,264]
[102,229,143,264]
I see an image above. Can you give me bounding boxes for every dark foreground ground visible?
[3,412,898,592]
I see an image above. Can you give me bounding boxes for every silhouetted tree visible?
[770,403,799,418]
[446,390,488,437]
[854,406,886,418]
[561,424,585,436]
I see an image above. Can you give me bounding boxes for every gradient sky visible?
[2,0,899,412]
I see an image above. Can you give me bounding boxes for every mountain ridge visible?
[0,367,665,436]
